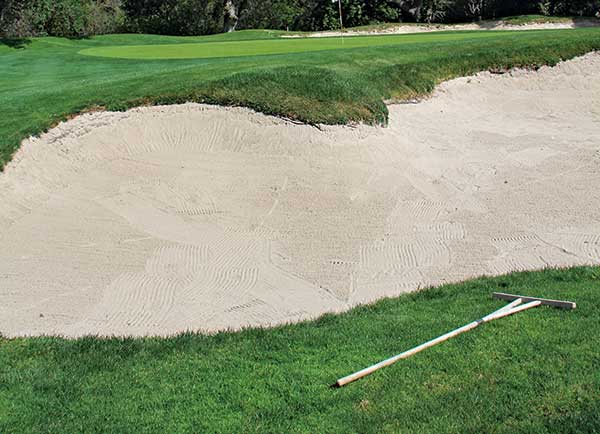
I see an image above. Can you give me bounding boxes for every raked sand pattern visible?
[1,53,599,337]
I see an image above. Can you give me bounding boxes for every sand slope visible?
[284,19,600,38]
[1,53,599,337]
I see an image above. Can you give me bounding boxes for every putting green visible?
[79,31,507,60]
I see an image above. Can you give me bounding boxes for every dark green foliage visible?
[234,0,600,31]
[330,0,402,28]
[0,0,125,38]
[0,0,28,36]
[540,0,600,15]
[233,0,304,30]
[123,0,226,35]
[2,0,599,37]
[1,267,599,432]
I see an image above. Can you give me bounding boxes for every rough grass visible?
[502,15,580,25]
[1,28,600,169]
[1,266,599,432]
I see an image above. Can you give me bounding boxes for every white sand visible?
[286,19,600,38]
[1,53,599,337]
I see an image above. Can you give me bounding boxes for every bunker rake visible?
[334,292,576,388]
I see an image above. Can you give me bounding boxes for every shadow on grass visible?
[0,38,32,49]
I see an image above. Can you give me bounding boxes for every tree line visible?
[1,0,598,38]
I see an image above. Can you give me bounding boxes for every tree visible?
[235,0,303,31]
[464,0,484,20]
[421,0,453,22]
[0,0,29,37]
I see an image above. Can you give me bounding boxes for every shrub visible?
[0,0,125,38]
[2,0,599,38]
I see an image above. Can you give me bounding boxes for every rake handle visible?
[335,299,541,387]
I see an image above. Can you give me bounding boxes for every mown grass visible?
[1,28,600,169]
[1,266,599,432]
[80,32,508,59]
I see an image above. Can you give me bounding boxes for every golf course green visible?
[79,31,505,59]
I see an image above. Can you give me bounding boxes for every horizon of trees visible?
[1,0,599,38]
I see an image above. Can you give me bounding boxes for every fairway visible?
[80,31,505,59]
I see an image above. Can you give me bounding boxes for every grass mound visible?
[1,267,599,432]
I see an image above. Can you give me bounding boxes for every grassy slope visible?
[1,267,599,432]
[1,28,600,169]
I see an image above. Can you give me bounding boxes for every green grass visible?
[1,28,600,169]
[80,32,506,60]
[1,266,599,432]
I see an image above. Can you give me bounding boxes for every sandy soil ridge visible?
[1,53,599,337]
[285,18,600,38]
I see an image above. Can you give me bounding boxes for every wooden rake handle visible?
[334,298,542,388]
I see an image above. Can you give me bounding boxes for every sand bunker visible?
[291,19,600,38]
[1,53,599,337]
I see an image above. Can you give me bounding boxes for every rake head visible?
[493,292,576,310]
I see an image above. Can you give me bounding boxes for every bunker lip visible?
[290,18,600,38]
[1,52,599,338]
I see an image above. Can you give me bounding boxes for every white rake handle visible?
[335,298,541,387]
